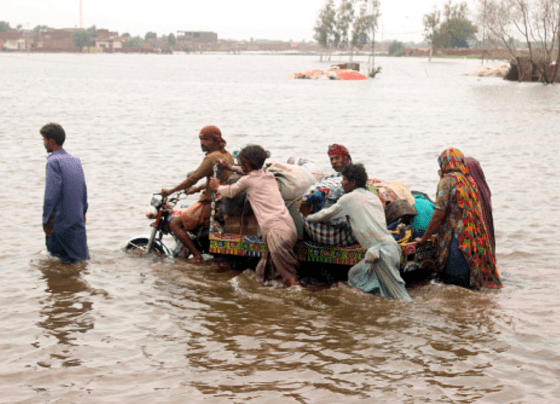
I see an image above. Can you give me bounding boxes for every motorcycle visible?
[124,191,210,258]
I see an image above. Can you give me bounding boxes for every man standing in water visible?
[303,163,411,300]
[162,126,234,263]
[41,123,89,263]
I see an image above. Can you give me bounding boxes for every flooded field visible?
[1,52,559,403]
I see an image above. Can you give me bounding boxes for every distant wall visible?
[31,47,82,53]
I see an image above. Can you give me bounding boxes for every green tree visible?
[33,25,49,34]
[122,32,131,38]
[72,29,93,48]
[122,36,144,48]
[350,1,378,60]
[334,0,355,49]
[314,0,380,62]
[388,40,405,56]
[145,31,157,40]
[167,33,176,47]
[423,8,440,56]
[313,0,336,50]
[0,21,12,32]
[353,2,378,47]
[87,25,98,38]
[423,1,477,54]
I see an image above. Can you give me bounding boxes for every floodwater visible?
[1,53,559,403]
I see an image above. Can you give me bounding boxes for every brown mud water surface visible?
[0,53,559,403]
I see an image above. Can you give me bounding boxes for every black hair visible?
[238,145,267,170]
[341,163,368,188]
[40,123,66,146]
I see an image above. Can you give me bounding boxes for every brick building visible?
[0,32,27,50]
[177,31,218,43]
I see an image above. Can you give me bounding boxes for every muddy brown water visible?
[1,53,559,403]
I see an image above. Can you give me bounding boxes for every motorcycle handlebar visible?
[156,190,185,204]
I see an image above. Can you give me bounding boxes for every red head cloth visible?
[328,144,352,166]
[328,144,350,157]
[200,125,226,148]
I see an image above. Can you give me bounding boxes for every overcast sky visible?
[2,0,479,43]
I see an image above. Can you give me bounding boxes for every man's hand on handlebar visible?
[186,185,203,195]
[209,177,220,191]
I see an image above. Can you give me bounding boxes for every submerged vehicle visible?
[124,192,210,258]
[125,183,437,283]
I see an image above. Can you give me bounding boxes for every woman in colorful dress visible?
[464,157,495,253]
[415,148,502,290]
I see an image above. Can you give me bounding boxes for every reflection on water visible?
[34,258,94,367]
[1,53,560,402]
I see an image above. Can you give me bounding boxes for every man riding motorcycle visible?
[162,125,234,263]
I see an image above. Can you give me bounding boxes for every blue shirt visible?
[43,150,88,233]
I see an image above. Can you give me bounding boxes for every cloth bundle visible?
[266,161,317,201]
[301,216,358,246]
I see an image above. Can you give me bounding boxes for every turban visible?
[327,144,352,165]
[328,144,350,157]
[200,125,226,147]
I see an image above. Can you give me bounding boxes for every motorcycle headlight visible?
[150,194,162,207]
[146,206,158,218]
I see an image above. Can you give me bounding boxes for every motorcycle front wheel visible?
[124,237,172,257]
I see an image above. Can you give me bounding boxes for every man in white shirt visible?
[302,163,411,300]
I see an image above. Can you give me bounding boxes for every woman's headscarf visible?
[436,148,501,289]
[438,147,469,177]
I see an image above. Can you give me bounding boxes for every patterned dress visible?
[434,148,502,289]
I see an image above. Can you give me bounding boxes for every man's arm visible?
[415,178,450,245]
[186,184,205,195]
[415,208,445,245]
[43,160,62,235]
[163,156,214,196]
[209,176,248,199]
[304,198,346,223]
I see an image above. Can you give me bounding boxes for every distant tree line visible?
[1,21,50,33]
[423,0,478,60]
[1,21,177,50]
[313,0,380,59]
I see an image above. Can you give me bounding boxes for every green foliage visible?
[145,31,157,40]
[334,0,354,48]
[314,0,379,51]
[424,1,477,49]
[122,32,131,38]
[369,66,382,78]
[436,18,477,48]
[314,0,336,49]
[0,21,12,32]
[388,40,405,56]
[423,10,440,44]
[72,29,94,48]
[87,25,98,38]
[33,25,49,33]
[122,36,144,48]
[167,33,176,46]
[352,1,377,50]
